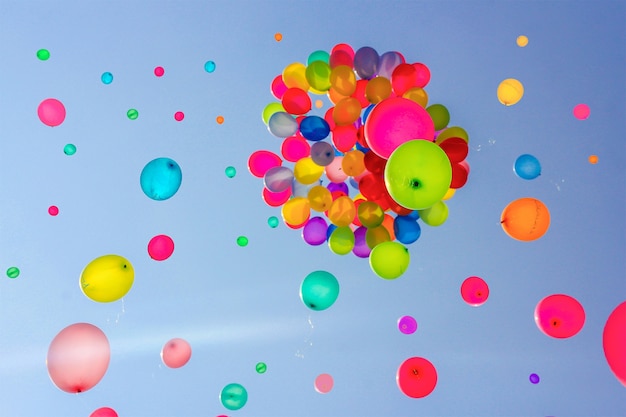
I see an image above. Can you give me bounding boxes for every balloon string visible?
[295,315,315,359]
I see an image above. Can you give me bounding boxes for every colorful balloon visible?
[225,166,237,178]
[101,72,113,84]
[300,116,330,141]
[500,198,550,241]
[154,66,165,77]
[302,217,328,246]
[281,196,310,227]
[220,383,248,411]
[460,276,489,307]
[38,98,66,127]
[497,78,524,106]
[529,373,540,384]
[127,108,139,120]
[514,154,541,180]
[353,46,379,80]
[369,241,410,279]
[300,270,340,311]
[281,136,311,162]
[603,302,626,386]
[314,373,334,394]
[161,338,192,368]
[90,407,118,417]
[396,357,437,398]
[573,103,590,120]
[263,166,294,193]
[398,315,418,334]
[426,104,450,131]
[256,362,267,374]
[237,236,249,247]
[6,267,20,279]
[268,216,279,228]
[310,141,335,166]
[48,205,59,216]
[140,158,182,200]
[534,294,585,338]
[80,255,134,303]
[148,235,174,261]
[47,323,110,393]
[37,48,50,60]
[517,35,529,47]
[417,200,449,227]
[393,215,421,244]
[328,226,355,255]
[248,150,282,178]
[174,111,185,121]
[268,111,298,138]
[204,60,216,73]
[63,143,76,155]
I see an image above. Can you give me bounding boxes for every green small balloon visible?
[300,270,340,311]
[37,49,50,61]
[220,383,248,411]
[63,144,76,156]
[328,226,355,255]
[369,241,410,280]
[225,166,236,178]
[127,109,139,120]
[255,362,267,374]
[268,216,279,228]
[237,236,249,247]
[418,200,449,226]
[7,267,20,279]
[426,104,450,131]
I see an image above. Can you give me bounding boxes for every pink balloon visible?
[148,234,175,261]
[325,156,348,183]
[573,103,590,120]
[154,66,165,77]
[603,301,626,386]
[174,111,185,121]
[271,74,288,100]
[90,407,118,417]
[534,294,585,338]
[46,323,110,393]
[314,373,334,394]
[398,315,418,334]
[248,150,283,178]
[48,205,59,216]
[281,136,311,162]
[396,357,437,398]
[262,187,292,207]
[364,97,435,159]
[460,276,489,307]
[161,338,192,368]
[38,98,66,127]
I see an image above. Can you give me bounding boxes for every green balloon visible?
[369,241,410,280]
[6,267,20,279]
[426,104,450,131]
[267,216,279,228]
[37,49,50,61]
[220,383,248,411]
[305,60,332,92]
[418,200,449,226]
[255,362,267,374]
[328,226,354,255]
[127,109,139,120]
[225,166,236,178]
[384,140,452,210]
[63,144,76,156]
[300,270,340,311]
[237,236,249,247]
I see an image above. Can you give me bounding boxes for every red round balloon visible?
[461,276,489,306]
[396,357,437,398]
[90,407,118,417]
[148,234,175,261]
[48,205,59,216]
[603,301,626,386]
[282,87,312,115]
[161,338,192,368]
[38,98,66,127]
[174,111,185,121]
[534,294,585,338]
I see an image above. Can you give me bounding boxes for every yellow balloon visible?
[497,78,524,106]
[442,188,456,200]
[294,157,324,184]
[283,62,310,90]
[329,65,357,96]
[342,150,365,177]
[435,126,469,144]
[308,185,333,212]
[402,87,428,108]
[80,255,134,303]
[516,35,529,47]
[281,197,311,227]
[365,76,392,104]
[357,201,384,228]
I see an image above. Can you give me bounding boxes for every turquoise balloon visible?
[101,72,113,84]
[220,383,247,411]
[140,158,182,201]
[300,270,339,311]
[307,50,330,65]
[204,60,216,73]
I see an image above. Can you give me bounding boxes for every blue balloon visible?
[140,158,182,200]
[326,224,337,241]
[394,216,421,244]
[514,154,541,180]
[299,116,330,141]
[362,104,375,123]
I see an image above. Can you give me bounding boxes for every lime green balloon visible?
[63,144,76,156]
[237,236,249,247]
[37,49,50,61]
[220,383,248,411]
[418,200,449,226]
[306,60,332,92]
[384,140,452,210]
[300,270,339,311]
[127,109,139,120]
[225,166,236,178]
[255,362,267,374]
[369,241,410,280]
[268,216,279,228]
[7,267,20,279]
[426,104,450,131]
[307,50,330,65]
[328,226,355,255]
[262,102,285,125]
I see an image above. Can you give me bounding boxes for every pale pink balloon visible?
[90,407,118,417]
[534,294,585,338]
[148,234,175,261]
[161,338,192,368]
[46,323,110,393]
[314,373,334,394]
[460,276,489,307]
[325,156,348,183]
[603,301,626,386]
[38,98,66,127]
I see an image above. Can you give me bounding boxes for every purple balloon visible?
[377,51,404,79]
[353,46,379,80]
[529,373,540,384]
[302,217,328,246]
[352,226,371,258]
[264,166,293,193]
[398,315,418,334]
[327,182,349,195]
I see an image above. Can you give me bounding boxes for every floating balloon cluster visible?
[249,43,471,280]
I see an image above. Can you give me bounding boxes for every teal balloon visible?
[225,166,236,178]
[300,270,339,311]
[204,61,216,73]
[220,383,248,410]
[307,50,330,65]
[63,144,76,156]
[268,216,279,228]
[101,72,113,84]
[140,158,182,200]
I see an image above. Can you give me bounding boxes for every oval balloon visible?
[460,276,489,307]
[501,198,550,241]
[80,255,134,303]
[398,315,418,335]
[417,200,449,227]
[140,158,182,201]
[268,111,298,138]
[353,46,379,80]
[38,98,66,127]
[220,383,248,411]
[47,323,110,393]
[396,357,437,398]
[300,270,340,311]
[248,150,282,178]
[314,373,334,394]
[603,301,626,386]
[328,226,355,255]
[369,241,409,279]
[393,215,421,244]
[148,234,175,261]
[310,141,335,166]
[352,226,371,258]
[534,294,585,338]
[514,154,541,180]
[264,166,294,193]
[161,338,192,368]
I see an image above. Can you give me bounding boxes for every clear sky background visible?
[0,1,625,416]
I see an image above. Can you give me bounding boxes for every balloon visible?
[294,157,324,184]
[331,124,358,152]
[80,255,134,303]
[154,66,165,77]
[365,97,435,159]
[398,315,418,334]
[262,187,291,207]
[127,108,139,120]
[529,373,540,384]
[588,155,599,164]
[385,140,452,210]
[325,156,348,183]
[353,46,379,80]
[426,104,450,131]
[369,241,409,279]
[391,63,418,95]
[366,225,391,248]
[268,216,279,228]
[204,60,216,73]
[438,137,468,163]
[314,373,334,394]
[310,141,335,166]
[271,74,288,99]
[282,62,310,90]
[417,200,449,227]
[262,102,286,124]
[514,154,541,180]
[161,338,192,368]
[220,383,248,411]
[573,103,590,120]
[90,407,118,417]
[517,35,529,47]
[274,32,283,42]
[330,43,354,68]
[302,217,328,246]
[500,198,550,241]
[38,98,66,127]
[328,226,355,255]
[365,76,392,104]
[403,87,428,108]
[436,126,469,144]
[248,150,282,178]
[6,267,20,279]
[460,276,489,307]
[264,166,294,193]
[64,143,77,155]
[101,72,113,84]
[37,48,50,60]
[237,236,249,247]
[300,270,340,311]
[534,294,585,338]
[216,115,225,124]
[396,357,437,398]
[300,116,330,141]
[47,323,110,393]
[268,111,298,138]
[282,87,312,115]
[352,226,371,258]
[497,78,524,106]
[358,201,384,227]
[148,235,175,261]
[140,157,182,200]
[333,97,361,125]
[377,51,404,79]
[308,185,333,212]
[174,111,184,121]
[305,60,332,92]
[225,166,237,178]
[341,150,365,177]
[256,362,267,374]
[329,65,357,96]
[282,136,311,162]
[394,215,421,244]
[281,196,310,227]
[307,50,330,65]
[327,196,356,227]
[603,302,626,386]
[48,205,59,216]
[412,63,431,88]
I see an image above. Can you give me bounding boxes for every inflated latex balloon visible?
[248,150,282,178]
[204,60,216,73]
[314,373,334,394]
[90,407,118,417]
[394,215,421,244]
[38,98,66,127]
[330,65,357,96]
[101,72,113,84]
[308,185,333,212]
[352,226,371,258]
[300,116,330,141]
[369,241,409,279]
[328,226,355,255]
[262,102,286,124]
[378,51,404,79]
[281,196,310,227]
[331,124,358,152]
[327,196,356,227]
[497,78,524,106]
[294,157,324,184]
[603,302,626,386]
[398,315,418,334]
[514,154,541,180]
[342,150,365,177]
[365,97,435,159]
[282,136,311,162]
[140,158,182,201]
[436,126,469,144]
[264,166,294,193]
[302,217,328,246]
[426,104,450,131]
[268,216,279,228]
[282,87,312,115]
[263,187,291,207]
[333,97,361,125]
[80,255,134,303]
[282,62,309,90]
[47,323,110,393]
[225,166,237,178]
[353,46,379,80]
[365,76,392,104]
[127,109,139,120]
[154,66,165,77]
[64,143,77,155]
[271,74,288,99]
[366,225,391,248]
[534,294,585,338]
[310,141,335,166]
[220,383,248,411]
[517,35,529,47]
[385,140,452,210]
[573,103,590,120]
[460,276,489,306]
[161,338,192,368]
[306,60,332,92]
[300,270,340,311]
[148,234,175,261]
[358,201,384,227]
[417,200,449,227]
[237,236,249,247]
[501,198,550,241]
[529,373,540,384]
[268,111,298,137]
[396,357,437,398]
[37,48,50,60]
[6,267,20,279]
[438,137,468,163]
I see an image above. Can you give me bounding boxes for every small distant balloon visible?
[461,276,489,307]
[534,294,585,338]
[204,60,216,73]
[161,338,192,368]
[256,362,267,374]
[101,72,113,84]
[497,78,524,106]
[37,48,50,60]
[314,373,334,394]
[603,301,626,387]
[516,35,529,47]
[315,99,323,109]
[220,383,248,411]
[38,98,66,127]
[529,373,540,384]
[573,103,590,120]
[6,267,20,279]
[225,166,237,178]
[398,316,418,334]
[90,407,118,417]
[216,115,224,124]
[237,236,249,247]
[127,109,139,120]
[268,216,279,228]
[588,155,598,164]
[174,111,184,121]
[154,66,165,77]
[300,270,339,311]
[140,157,182,201]
[148,235,175,261]
[396,357,437,398]
[80,255,134,303]
[514,154,541,180]
[63,144,76,155]
[48,205,59,216]
[274,33,283,42]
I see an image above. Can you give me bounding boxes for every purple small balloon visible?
[398,315,418,334]
[327,182,349,195]
[352,226,371,258]
[302,217,328,246]
[529,373,540,384]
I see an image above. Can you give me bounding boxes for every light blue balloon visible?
[204,60,216,73]
[514,154,541,180]
[101,72,113,84]
[268,111,298,138]
[140,158,182,200]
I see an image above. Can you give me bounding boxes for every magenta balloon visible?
[248,150,282,178]
[38,98,66,127]
[90,407,118,417]
[398,315,418,334]
[302,217,329,246]
[603,301,626,386]
[460,276,489,307]
[161,338,192,368]
[262,186,292,207]
[534,294,585,338]
[46,323,110,393]
[148,234,175,261]
[352,226,371,258]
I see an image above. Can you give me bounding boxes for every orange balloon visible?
[333,97,361,125]
[588,155,599,164]
[308,185,333,212]
[342,150,366,177]
[329,65,357,96]
[365,76,392,104]
[501,198,550,241]
[327,196,356,227]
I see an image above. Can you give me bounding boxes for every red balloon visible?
[281,87,312,115]
[147,234,175,261]
[603,301,626,386]
[331,124,358,153]
[262,187,291,207]
[90,407,118,417]
[450,162,469,189]
[396,357,437,398]
[534,294,585,338]
[460,276,489,306]
[47,323,110,393]
[438,137,469,163]
[412,63,431,88]
[161,338,192,368]
[391,63,418,96]
[38,98,66,127]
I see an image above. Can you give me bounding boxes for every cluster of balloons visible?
[249,43,472,280]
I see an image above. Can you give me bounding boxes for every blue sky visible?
[0,1,625,416]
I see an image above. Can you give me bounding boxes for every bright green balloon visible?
[426,104,450,131]
[262,102,285,125]
[369,241,410,280]
[306,60,332,92]
[237,236,249,247]
[268,216,279,228]
[37,49,50,61]
[300,270,339,311]
[127,109,138,120]
[220,383,248,411]
[255,362,267,374]
[6,267,20,279]
[328,226,354,255]
[225,166,236,178]
[418,200,449,226]
[384,140,452,210]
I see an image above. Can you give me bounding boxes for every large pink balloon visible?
[46,323,110,393]
[90,407,118,417]
[603,301,626,386]
[161,338,192,368]
[38,98,66,127]
[396,357,437,398]
[534,294,585,338]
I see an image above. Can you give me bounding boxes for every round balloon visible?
[396,357,437,398]
[398,315,418,335]
[514,154,541,180]
[38,98,66,127]
[248,150,282,178]
[497,78,524,106]
[534,294,585,338]
[603,302,626,386]
[220,383,248,411]
[501,198,550,241]
[300,270,340,311]
[460,276,489,307]
[161,338,192,368]
[148,234,174,261]
[90,407,118,417]
[314,373,334,394]
[369,241,410,279]
[140,158,182,201]
[80,255,134,303]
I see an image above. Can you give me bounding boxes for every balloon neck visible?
[410,179,421,189]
